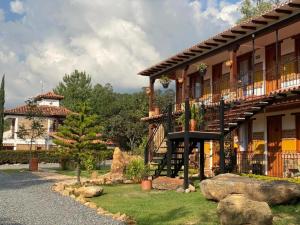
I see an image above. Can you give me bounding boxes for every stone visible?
[185,189,191,193]
[188,184,196,192]
[152,177,183,190]
[74,186,103,198]
[217,194,273,225]
[87,202,98,209]
[200,173,300,205]
[76,195,87,204]
[52,183,65,192]
[123,179,134,184]
[61,190,70,196]
[176,187,185,193]
[111,147,126,174]
[90,171,99,180]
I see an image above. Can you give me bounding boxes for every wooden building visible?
[138,1,300,188]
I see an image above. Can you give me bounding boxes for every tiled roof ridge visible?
[35,91,64,101]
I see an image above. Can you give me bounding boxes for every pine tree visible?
[53,104,104,184]
[0,75,5,149]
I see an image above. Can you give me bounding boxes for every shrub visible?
[82,151,96,172]
[125,158,149,182]
[0,149,114,166]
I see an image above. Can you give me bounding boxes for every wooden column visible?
[252,34,255,95]
[199,140,205,181]
[184,98,190,189]
[149,78,155,112]
[166,104,173,177]
[229,46,238,93]
[275,29,279,89]
[219,97,225,173]
[182,66,190,102]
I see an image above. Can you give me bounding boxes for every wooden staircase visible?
[145,87,300,179]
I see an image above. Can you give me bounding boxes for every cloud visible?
[10,0,25,14]
[0,0,241,108]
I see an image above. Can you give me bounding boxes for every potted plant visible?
[225,60,233,67]
[177,104,203,131]
[141,165,152,191]
[159,75,171,89]
[198,63,208,76]
[145,87,151,95]
[177,75,184,84]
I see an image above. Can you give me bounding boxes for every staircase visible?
[145,88,300,178]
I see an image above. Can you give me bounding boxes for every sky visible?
[0,0,242,108]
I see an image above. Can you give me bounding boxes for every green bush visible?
[125,158,149,182]
[0,149,113,166]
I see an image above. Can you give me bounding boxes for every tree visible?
[238,0,280,23]
[54,70,93,112]
[0,75,5,149]
[17,99,46,153]
[53,104,104,184]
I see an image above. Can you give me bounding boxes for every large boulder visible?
[111,147,126,174]
[74,186,103,198]
[217,194,273,225]
[152,177,183,190]
[200,173,300,205]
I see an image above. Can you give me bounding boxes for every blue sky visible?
[0,0,242,107]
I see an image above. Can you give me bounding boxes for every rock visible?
[176,187,185,193]
[111,147,126,174]
[74,186,103,198]
[152,177,183,190]
[217,194,273,225]
[90,171,99,180]
[185,189,191,193]
[188,184,196,192]
[61,190,71,196]
[52,183,65,192]
[86,202,98,209]
[200,173,300,205]
[76,195,87,204]
[123,179,134,184]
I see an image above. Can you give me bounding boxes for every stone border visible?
[52,182,136,225]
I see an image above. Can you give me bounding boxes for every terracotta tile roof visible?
[138,0,300,77]
[4,105,71,117]
[35,92,64,101]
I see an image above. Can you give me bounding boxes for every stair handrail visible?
[144,104,174,164]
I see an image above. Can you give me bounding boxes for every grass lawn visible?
[90,184,300,225]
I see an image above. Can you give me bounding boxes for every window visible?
[189,73,202,99]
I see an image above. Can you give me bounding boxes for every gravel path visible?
[0,171,124,225]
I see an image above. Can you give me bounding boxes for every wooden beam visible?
[275,9,293,14]
[166,60,178,64]
[288,3,300,8]
[213,38,227,43]
[263,15,280,20]
[183,52,196,56]
[231,30,247,34]
[178,55,190,59]
[190,49,203,53]
[252,19,268,25]
[241,25,257,30]
[221,34,236,39]
[172,58,184,62]
[198,45,212,50]
[205,42,219,47]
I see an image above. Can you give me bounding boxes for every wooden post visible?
[149,78,155,112]
[182,66,190,102]
[229,45,238,96]
[200,102,205,131]
[275,29,279,89]
[184,98,190,189]
[252,34,255,96]
[167,104,172,177]
[199,140,205,181]
[219,97,225,173]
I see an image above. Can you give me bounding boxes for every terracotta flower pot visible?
[190,119,197,131]
[141,180,152,191]
[154,107,160,115]
[29,157,39,171]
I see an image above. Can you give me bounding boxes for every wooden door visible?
[266,43,280,94]
[296,114,300,153]
[267,115,283,177]
[212,63,222,102]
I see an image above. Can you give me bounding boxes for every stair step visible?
[258,101,269,105]
[250,106,261,111]
[227,122,238,126]
[244,112,254,116]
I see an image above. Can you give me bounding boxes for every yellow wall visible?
[282,138,297,153]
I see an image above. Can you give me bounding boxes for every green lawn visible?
[90,184,300,225]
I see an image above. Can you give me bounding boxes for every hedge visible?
[0,150,113,165]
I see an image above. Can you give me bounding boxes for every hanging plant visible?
[159,75,171,89]
[145,87,151,95]
[225,60,233,67]
[198,63,208,76]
